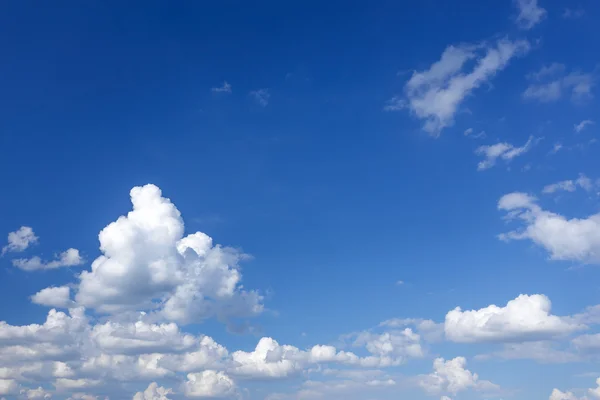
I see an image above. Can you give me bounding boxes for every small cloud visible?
[211,81,232,94]
[575,120,594,133]
[12,248,85,271]
[464,128,473,136]
[523,65,595,103]
[2,226,38,255]
[549,142,563,155]
[250,89,270,107]
[563,8,585,19]
[514,0,547,30]
[476,136,537,171]
[396,280,404,286]
[542,174,595,194]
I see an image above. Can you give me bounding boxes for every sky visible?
[0,0,600,399]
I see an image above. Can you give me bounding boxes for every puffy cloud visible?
[417,357,498,395]
[13,249,84,271]
[386,39,529,134]
[75,184,263,324]
[249,89,270,107]
[90,320,196,355]
[31,286,73,308]
[573,333,600,352]
[0,379,19,395]
[2,226,38,255]
[514,0,546,29]
[20,386,52,399]
[524,65,595,103]
[352,329,424,359]
[445,294,583,343]
[211,81,232,94]
[575,120,595,133]
[133,382,173,400]
[498,192,600,263]
[183,371,237,398]
[475,136,535,170]
[549,389,579,400]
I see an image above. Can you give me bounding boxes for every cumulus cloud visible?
[417,357,498,396]
[75,184,263,324]
[550,378,600,400]
[211,81,232,94]
[386,39,529,134]
[475,136,536,170]
[133,382,173,400]
[445,294,583,343]
[524,64,595,103]
[20,386,52,399]
[249,89,270,107]
[2,226,38,255]
[498,192,600,263]
[183,370,237,398]
[31,286,74,308]
[514,0,546,29]
[0,379,19,395]
[13,249,84,271]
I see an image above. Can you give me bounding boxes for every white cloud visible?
[498,192,600,263]
[0,379,19,395]
[417,357,498,396]
[13,249,84,271]
[475,136,535,170]
[575,120,595,133]
[183,370,237,398]
[550,378,600,400]
[31,286,73,308]
[211,81,232,94]
[133,382,173,400]
[388,39,529,134]
[54,378,101,391]
[445,294,583,343]
[249,89,270,107]
[542,174,595,194]
[352,329,424,359]
[75,184,263,324]
[514,0,547,29]
[2,226,38,255]
[524,65,595,103]
[20,386,52,399]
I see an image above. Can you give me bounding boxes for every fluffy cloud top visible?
[73,184,263,324]
[385,39,529,134]
[418,357,498,396]
[498,192,600,263]
[445,294,583,343]
[133,382,173,400]
[184,370,237,398]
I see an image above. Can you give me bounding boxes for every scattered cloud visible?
[498,192,600,263]
[250,89,270,107]
[2,226,38,255]
[184,370,237,398]
[417,357,499,396]
[386,39,530,134]
[542,174,595,194]
[575,120,595,133]
[445,294,583,343]
[475,136,536,170]
[524,64,595,103]
[563,8,585,19]
[211,81,232,94]
[12,249,84,271]
[514,0,547,29]
[31,286,74,308]
[133,382,172,400]
[551,378,600,400]
[549,142,563,155]
[464,128,486,139]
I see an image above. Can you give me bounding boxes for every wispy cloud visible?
[250,89,270,107]
[563,8,585,19]
[524,64,595,103]
[575,120,594,133]
[386,39,530,135]
[549,142,563,155]
[514,0,547,29]
[211,81,232,94]
[464,128,486,139]
[542,174,594,194]
[476,136,536,171]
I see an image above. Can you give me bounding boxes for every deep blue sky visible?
[1,1,600,399]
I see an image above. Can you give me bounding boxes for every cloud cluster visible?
[498,192,600,263]
[386,39,529,134]
[417,357,498,396]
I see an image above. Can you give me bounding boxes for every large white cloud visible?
[445,294,583,343]
[498,192,600,263]
[74,184,263,324]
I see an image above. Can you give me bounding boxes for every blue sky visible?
[1,1,600,399]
